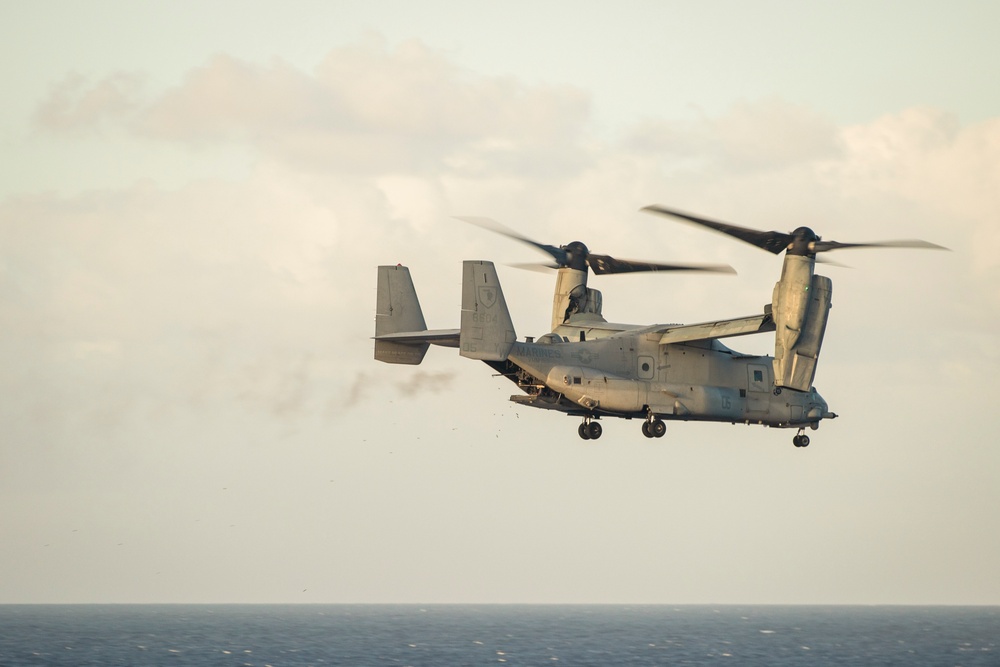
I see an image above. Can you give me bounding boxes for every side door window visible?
[638,355,655,380]
[748,364,768,393]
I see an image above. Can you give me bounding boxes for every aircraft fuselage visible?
[502,335,830,428]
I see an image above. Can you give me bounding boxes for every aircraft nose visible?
[810,392,838,421]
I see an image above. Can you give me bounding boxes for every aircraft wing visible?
[656,312,775,345]
[373,328,461,348]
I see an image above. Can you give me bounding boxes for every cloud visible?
[625,98,842,171]
[0,174,364,453]
[140,54,321,143]
[785,108,1000,325]
[41,37,593,177]
[33,72,144,133]
[830,109,1000,272]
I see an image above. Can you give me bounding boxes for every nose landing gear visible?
[578,417,602,440]
[793,428,810,448]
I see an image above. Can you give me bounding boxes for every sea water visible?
[0,605,996,666]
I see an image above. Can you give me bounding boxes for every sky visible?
[1,1,998,604]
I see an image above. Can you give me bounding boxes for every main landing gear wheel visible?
[578,420,602,440]
[793,430,810,448]
[642,418,666,438]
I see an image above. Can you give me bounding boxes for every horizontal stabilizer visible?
[374,329,461,347]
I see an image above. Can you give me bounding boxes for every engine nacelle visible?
[771,254,833,391]
[551,268,605,330]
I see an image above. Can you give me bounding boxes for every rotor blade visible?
[814,255,852,268]
[812,239,949,253]
[455,216,568,265]
[507,262,559,274]
[641,205,792,254]
[587,254,736,275]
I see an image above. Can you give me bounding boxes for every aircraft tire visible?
[578,423,591,440]
[651,419,666,438]
[588,422,603,439]
[641,421,653,438]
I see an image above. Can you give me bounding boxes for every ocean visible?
[0,605,996,666]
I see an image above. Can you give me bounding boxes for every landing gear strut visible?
[578,417,602,440]
[642,415,666,439]
[793,428,810,448]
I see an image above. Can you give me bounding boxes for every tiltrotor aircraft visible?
[374,206,944,446]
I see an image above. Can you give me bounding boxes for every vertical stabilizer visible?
[375,265,429,365]
[461,260,516,361]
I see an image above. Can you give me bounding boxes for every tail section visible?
[375,265,429,365]
[460,260,516,361]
